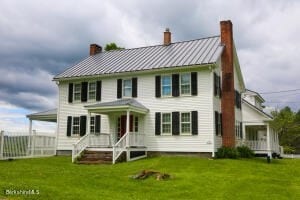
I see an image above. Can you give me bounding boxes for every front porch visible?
[72,99,149,164]
[241,122,280,157]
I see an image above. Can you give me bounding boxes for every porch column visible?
[242,123,246,143]
[126,110,130,147]
[28,119,33,156]
[87,111,91,134]
[266,124,272,158]
[29,119,32,135]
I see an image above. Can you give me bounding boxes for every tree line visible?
[270,107,300,153]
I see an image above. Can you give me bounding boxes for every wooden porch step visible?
[77,160,112,165]
[76,150,113,164]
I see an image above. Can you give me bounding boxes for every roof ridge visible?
[101,35,221,53]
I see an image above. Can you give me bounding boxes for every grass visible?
[0,156,299,200]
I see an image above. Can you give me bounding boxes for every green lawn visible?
[0,156,299,200]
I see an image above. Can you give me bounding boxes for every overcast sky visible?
[1,0,300,131]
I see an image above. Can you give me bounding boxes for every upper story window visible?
[180,73,191,95]
[161,75,172,96]
[156,72,197,98]
[235,90,241,109]
[74,83,81,101]
[69,81,101,103]
[88,82,96,100]
[117,78,137,99]
[181,112,191,134]
[161,113,172,135]
[214,73,221,97]
[123,79,132,97]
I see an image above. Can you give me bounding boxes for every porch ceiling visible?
[26,108,57,122]
[85,99,149,114]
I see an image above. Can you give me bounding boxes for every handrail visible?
[72,133,113,163]
[72,134,90,163]
[112,132,129,164]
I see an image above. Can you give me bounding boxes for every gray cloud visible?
[0,0,299,112]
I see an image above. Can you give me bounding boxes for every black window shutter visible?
[67,116,72,136]
[191,111,198,135]
[96,81,102,101]
[81,82,88,102]
[191,72,198,96]
[214,73,217,96]
[240,122,243,139]
[172,74,179,97]
[117,79,122,99]
[80,116,87,136]
[132,77,138,98]
[95,115,101,133]
[68,83,73,103]
[155,112,161,135]
[235,90,238,107]
[220,113,223,136]
[172,112,180,135]
[218,76,222,98]
[155,76,161,97]
[215,111,218,136]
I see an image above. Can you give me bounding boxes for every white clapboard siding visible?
[57,67,215,153]
[56,83,109,150]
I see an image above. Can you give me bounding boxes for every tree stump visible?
[132,170,170,180]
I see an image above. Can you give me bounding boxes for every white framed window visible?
[235,120,241,139]
[123,79,132,97]
[161,75,172,96]
[74,83,81,101]
[134,116,139,132]
[181,112,191,134]
[90,116,95,134]
[88,82,96,100]
[72,117,80,135]
[180,73,191,95]
[161,113,172,135]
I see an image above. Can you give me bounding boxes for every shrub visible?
[216,147,240,159]
[283,146,296,154]
[236,146,254,158]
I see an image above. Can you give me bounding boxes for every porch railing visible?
[112,132,129,164]
[244,140,267,151]
[0,130,56,160]
[129,132,145,147]
[72,133,111,162]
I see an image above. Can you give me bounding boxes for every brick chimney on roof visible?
[90,44,102,56]
[163,28,171,45]
[220,20,235,147]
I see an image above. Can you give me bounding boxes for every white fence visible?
[0,130,56,160]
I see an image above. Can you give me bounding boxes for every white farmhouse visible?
[27,20,280,163]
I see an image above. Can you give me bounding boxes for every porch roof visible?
[26,108,57,122]
[85,99,149,114]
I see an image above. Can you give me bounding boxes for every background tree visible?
[270,106,300,153]
[104,43,124,51]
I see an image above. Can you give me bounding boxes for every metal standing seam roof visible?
[26,109,57,118]
[54,36,224,79]
[85,99,148,111]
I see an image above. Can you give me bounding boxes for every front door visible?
[118,115,134,139]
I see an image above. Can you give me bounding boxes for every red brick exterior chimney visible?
[220,20,235,147]
[164,28,171,45]
[90,44,102,56]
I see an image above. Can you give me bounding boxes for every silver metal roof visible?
[26,108,57,122]
[54,36,223,79]
[85,99,148,111]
